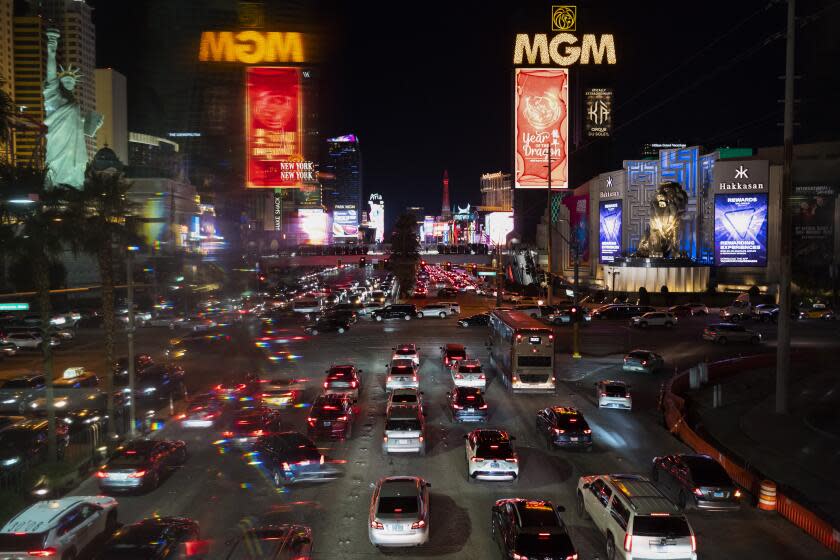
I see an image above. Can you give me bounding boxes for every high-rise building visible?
[0,0,13,163]
[322,134,362,223]
[480,171,513,211]
[441,170,451,219]
[95,68,127,163]
[12,14,47,166]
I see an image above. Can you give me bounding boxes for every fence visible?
[662,354,840,556]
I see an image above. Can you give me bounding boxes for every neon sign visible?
[198,31,305,63]
[513,33,616,66]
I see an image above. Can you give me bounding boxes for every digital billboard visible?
[714,193,768,267]
[514,68,568,189]
[485,211,514,246]
[599,200,622,263]
[368,194,385,243]
[562,194,589,266]
[298,209,329,245]
[584,88,613,138]
[792,185,836,282]
[246,67,314,188]
[332,204,359,238]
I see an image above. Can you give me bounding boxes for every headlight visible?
[2,457,20,466]
[2,399,17,404]
[143,387,157,393]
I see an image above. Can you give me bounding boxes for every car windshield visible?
[556,414,588,430]
[378,496,418,515]
[458,364,481,374]
[395,348,415,356]
[448,350,466,359]
[455,390,484,406]
[515,533,568,555]
[312,403,345,418]
[390,394,418,404]
[627,352,649,360]
[0,532,49,551]
[0,378,42,389]
[385,418,421,431]
[475,442,512,459]
[390,366,414,376]
[632,515,691,538]
[683,457,732,486]
[604,384,627,397]
[0,430,34,449]
[110,451,151,467]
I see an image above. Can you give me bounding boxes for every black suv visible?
[99,517,202,559]
[255,431,339,486]
[132,364,187,404]
[224,524,312,560]
[536,406,593,450]
[491,498,577,560]
[372,304,418,322]
[591,304,655,319]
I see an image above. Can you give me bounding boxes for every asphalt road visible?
[47,306,839,559]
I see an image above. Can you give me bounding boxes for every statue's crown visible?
[57,64,83,79]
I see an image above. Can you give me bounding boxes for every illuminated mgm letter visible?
[198,31,305,63]
[513,33,616,66]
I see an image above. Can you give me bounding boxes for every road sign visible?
[478,271,497,277]
[0,303,29,311]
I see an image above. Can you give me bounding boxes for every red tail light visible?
[506,457,518,463]
[129,470,147,478]
[95,470,108,478]
[307,418,316,426]
[370,520,384,529]
[27,549,57,558]
[455,373,463,379]
[479,404,488,409]
[548,334,554,341]
[323,382,329,389]
[336,416,348,421]
[251,430,264,437]
[690,534,697,552]
[693,487,704,497]
[452,404,463,409]
[411,519,426,529]
[350,381,358,388]
[624,533,633,552]
[471,457,484,462]
[554,428,565,434]
[412,376,417,382]
[222,431,233,437]
[583,429,592,434]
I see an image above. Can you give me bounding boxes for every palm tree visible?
[0,164,72,463]
[66,166,137,440]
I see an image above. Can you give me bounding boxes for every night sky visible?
[90,0,840,224]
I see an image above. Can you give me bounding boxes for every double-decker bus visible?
[488,309,555,392]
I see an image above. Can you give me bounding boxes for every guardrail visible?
[662,354,840,557]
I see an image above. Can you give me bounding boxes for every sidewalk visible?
[687,366,840,526]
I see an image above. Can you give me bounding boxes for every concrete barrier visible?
[662,354,840,556]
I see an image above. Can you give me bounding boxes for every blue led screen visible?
[714,193,768,267]
[599,200,622,264]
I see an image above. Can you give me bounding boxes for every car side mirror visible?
[358,369,363,374]
[556,505,566,513]
[439,346,443,350]
[581,482,590,489]
[446,392,451,397]
[425,482,431,488]
[419,391,424,395]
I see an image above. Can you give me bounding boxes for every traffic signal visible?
[470,264,478,277]
[359,257,367,268]
[420,260,426,267]
[570,306,584,323]
[445,261,452,271]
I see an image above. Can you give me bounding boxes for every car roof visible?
[458,359,481,367]
[2,497,111,533]
[599,379,627,386]
[473,429,509,443]
[604,474,678,514]
[551,406,581,416]
[379,477,421,497]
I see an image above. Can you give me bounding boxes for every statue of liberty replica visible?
[43,28,103,188]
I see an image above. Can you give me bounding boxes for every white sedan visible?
[391,344,419,365]
[465,429,518,482]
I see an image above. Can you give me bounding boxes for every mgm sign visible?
[513,5,616,66]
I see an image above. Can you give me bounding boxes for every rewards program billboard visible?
[712,161,769,267]
[514,68,568,189]
[599,200,622,263]
[714,194,768,266]
[246,67,314,188]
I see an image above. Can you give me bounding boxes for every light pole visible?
[545,145,553,305]
[126,245,139,437]
[776,0,796,414]
[608,268,621,298]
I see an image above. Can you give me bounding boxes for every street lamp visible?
[607,268,621,299]
[126,245,140,437]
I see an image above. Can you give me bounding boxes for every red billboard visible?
[514,68,569,189]
[246,67,312,188]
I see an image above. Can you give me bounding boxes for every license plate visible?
[466,408,475,412]
[238,437,250,443]
[570,437,579,442]
[393,524,406,532]
[323,421,331,427]
[109,473,128,480]
[398,439,408,444]
[490,462,499,468]
[714,491,725,497]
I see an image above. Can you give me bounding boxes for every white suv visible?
[391,344,419,365]
[629,312,677,328]
[576,474,697,560]
[0,496,119,559]
[416,304,454,318]
[450,359,486,389]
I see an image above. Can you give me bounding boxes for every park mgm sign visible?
[199,31,306,64]
[513,5,617,66]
